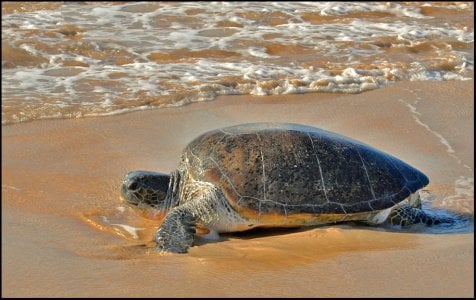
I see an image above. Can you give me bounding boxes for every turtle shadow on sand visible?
[201,206,474,246]
[200,183,475,243]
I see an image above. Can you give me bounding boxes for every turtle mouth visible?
[120,174,143,206]
[121,179,149,208]
[120,181,138,206]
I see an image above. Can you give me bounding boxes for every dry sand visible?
[2,80,474,297]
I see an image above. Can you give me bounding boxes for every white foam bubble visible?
[439,176,474,214]
[399,99,456,154]
[111,224,145,239]
[248,47,275,59]
[1,184,21,191]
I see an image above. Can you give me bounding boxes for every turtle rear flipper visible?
[387,205,455,226]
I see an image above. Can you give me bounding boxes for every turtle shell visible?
[181,123,429,218]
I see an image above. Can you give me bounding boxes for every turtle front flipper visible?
[387,205,455,226]
[155,185,221,253]
[156,206,197,253]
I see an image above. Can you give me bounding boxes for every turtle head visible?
[121,170,170,213]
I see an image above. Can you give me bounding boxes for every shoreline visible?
[2,80,474,297]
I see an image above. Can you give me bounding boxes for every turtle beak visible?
[121,172,140,206]
[120,181,128,201]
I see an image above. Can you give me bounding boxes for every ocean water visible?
[2,2,474,125]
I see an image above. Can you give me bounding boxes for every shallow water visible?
[2,2,474,124]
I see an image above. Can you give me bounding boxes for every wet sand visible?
[2,80,474,297]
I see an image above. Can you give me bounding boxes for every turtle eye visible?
[127,181,138,190]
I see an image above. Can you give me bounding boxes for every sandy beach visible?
[2,80,474,297]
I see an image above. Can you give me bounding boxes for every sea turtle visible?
[121,122,451,253]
